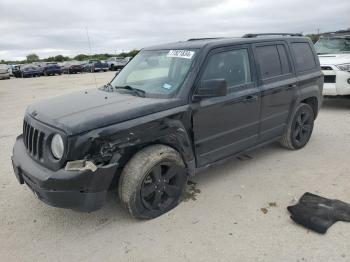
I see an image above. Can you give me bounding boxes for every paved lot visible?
[0,72,350,262]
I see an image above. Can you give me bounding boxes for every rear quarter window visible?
[291,42,316,72]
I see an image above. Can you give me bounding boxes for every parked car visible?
[12,65,21,77]
[8,64,15,76]
[315,30,350,97]
[83,60,109,72]
[0,64,10,80]
[41,63,62,76]
[13,65,42,78]
[61,61,84,74]
[106,57,130,71]
[12,34,323,218]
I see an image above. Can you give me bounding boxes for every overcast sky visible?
[0,0,349,61]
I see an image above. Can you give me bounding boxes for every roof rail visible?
[187,37,224,41]
[242,33,303,38]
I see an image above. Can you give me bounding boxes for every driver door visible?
[192,45,261,167]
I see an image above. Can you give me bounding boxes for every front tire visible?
[119,145,187,219]
[280,103,314,150]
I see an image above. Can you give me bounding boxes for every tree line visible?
[1,49,139,64]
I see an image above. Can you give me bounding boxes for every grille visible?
[324,75,336,83]
[23,120,45,160]
[321,66,333,70]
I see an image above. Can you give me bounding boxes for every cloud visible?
[0,0,349,60]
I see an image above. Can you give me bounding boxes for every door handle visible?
[243,95,258,102]
[286,84,297,90]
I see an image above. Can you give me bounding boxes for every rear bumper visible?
[12,135,118,212]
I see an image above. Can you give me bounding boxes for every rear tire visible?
[119,145,187,219]
[280,103,314,150]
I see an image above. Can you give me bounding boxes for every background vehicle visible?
[0,64,11,80]
[41,63,62,76]
[315,30,350,96]
[12,34,323,219]
[106,57,130,71]
[13,65,42,78]
[83,60,109,72]
[8,64,15,76]
[61,61,84,74]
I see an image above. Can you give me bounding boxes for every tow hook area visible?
[65,160,98,172]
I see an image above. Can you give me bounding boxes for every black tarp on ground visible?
[287,192,350,234]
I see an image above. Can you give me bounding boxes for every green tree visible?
[306,34,320,44]
[127,49,139,57]
[55,55,64,62]
[26,53,39,62]
[74,54,89,61]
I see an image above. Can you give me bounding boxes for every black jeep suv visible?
[12,34,323,218]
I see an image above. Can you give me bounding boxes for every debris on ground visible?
[261,208,268,214]
[260,201,278,214]
[182,180,201,202]
[234,194,242,199]
[288,192,350,234]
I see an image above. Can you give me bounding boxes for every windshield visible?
[315,37,350,54]
[110,49,197,97]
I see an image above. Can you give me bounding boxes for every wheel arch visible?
[113,126,196,179]
[69,112,196,189]
[300,96,318,119]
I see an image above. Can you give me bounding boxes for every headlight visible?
[336,63,350,71]
[51,134,64,159]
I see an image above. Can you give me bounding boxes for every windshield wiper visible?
[115,85,146,97]
[104,82,113,89]
[100,82,114,92]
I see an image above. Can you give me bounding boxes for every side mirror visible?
[194,79,228,99]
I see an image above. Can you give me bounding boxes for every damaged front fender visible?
[66,106,196,176]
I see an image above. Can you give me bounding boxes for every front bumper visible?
[12,135,118,212]
[46,69,62,74]
[68,68,83,73]
[0,72,10,79]
[94,67,108,71]
[322,67,350,96]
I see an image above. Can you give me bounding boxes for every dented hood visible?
[26,88,183,135]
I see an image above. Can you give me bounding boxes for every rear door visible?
[252,41,298,142]
[289,41,323,97]
[192,45,261,167]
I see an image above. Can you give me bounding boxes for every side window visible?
[202,49,252,87]
[256,45,282,79]
[291,42,316,72]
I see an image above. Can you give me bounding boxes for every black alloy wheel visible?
[280,103,315,150]
[141,162,185,212]
[290,104,314,149]
[119,145,187,219]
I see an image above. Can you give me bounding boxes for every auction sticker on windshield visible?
[167,50,195,59]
